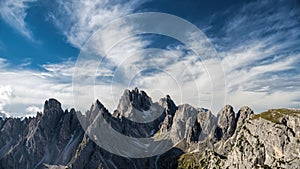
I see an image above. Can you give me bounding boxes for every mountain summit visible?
[0,89,299,169]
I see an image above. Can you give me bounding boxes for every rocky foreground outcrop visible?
[0,88,299,169]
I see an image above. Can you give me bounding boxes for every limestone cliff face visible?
[178,108,300,169]
[224,109,300,169]
[0,89,299,169]
[215,105,236,141]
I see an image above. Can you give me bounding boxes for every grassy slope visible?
[252,108,300,124]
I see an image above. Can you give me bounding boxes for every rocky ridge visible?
[0,88,299,169]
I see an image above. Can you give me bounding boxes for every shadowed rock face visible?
[0,89,299,169]
[129,88,152,111]
[236,106,254,128]
[0,98,84,169]
[214,105,236,141]
[115,88,152,116]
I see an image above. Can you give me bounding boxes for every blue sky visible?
[0,0,299,117]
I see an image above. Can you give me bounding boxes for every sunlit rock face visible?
[0,89,299,169]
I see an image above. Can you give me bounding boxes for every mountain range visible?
[0,88,299,169]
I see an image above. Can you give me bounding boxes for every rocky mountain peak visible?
[236,106,254,128]
[40,98,64,132]
[218,105,234,115]
[116,88,152,112]
[85,99,109,125]
[157,95,178,133]
[159,94,177,115]
[214,105,236,141]
[0,93,299,169]
[43,98,63,115]
[114,88,155,121]
[128,87,152,111]
[95,99,105,110]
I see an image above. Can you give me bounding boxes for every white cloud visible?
[25,105,42,117]
[0,59,74,116]
[0,85,13,116]
[91,41,216,112]
[226,90,300,113]
[0,0,299,117]
[0,0,220,114]
[52,0,149,48]
[0,0,36,39]
[49,0,300,115]
[222,43,300,112]
[197,0,300,112]
[41,59,75,78]
[219,39,300,112]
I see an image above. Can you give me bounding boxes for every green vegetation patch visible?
[178,152,202,169]
[177,150,225,169]
[251,108,300,124]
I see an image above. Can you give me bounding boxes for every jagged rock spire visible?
[214,105,236,141]
[236,106,254,128]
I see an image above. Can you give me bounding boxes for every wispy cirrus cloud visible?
[212,0,300,112]
[211,0,300,52]
[0,58,74,117]
[50,0,149,48]
[0,0,36,40]
[1,0,156,116]
[0,0,299,116]
[0,0,215,113]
